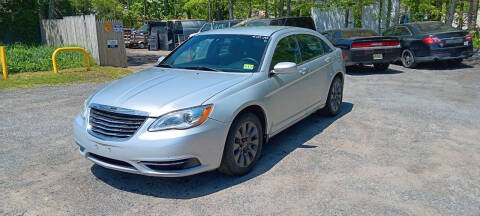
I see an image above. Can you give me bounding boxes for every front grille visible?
[88,106,147,140]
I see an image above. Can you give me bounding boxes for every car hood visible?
[90,67,252,117]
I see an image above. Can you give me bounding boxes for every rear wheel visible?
[401,49,417,68]
[373,63,390,71]
[139,43,145,49]
[219,113,264,176]
[321,76,343,116]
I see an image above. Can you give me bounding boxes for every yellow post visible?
[0,46,7,80]
[52,47,91,74]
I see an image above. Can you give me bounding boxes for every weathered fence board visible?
[40,15,126,68]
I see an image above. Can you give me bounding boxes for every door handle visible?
[298,68,308,75]
[324,57,333,63]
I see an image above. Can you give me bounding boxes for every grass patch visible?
[3,43,96,73]
[0,66,132,90]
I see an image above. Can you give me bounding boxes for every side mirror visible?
[272,62,297,74]
[157,56,166,64]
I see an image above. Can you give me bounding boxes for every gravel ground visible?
[1,56,479,215]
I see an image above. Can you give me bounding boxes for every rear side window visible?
[413,22,457,33]
[271,35,301,69]
[395,27,411,36]
[296,34,326,62]
[383,27,395,36]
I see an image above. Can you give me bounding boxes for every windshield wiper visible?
[157,64,174,68]
[181,66,222,72]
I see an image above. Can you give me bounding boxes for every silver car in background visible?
[73,26,345,177]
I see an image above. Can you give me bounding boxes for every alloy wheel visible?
[403,50,414,67]
[232,121,259,168]
[330,78,343,113]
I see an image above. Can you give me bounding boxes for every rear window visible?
[412,22,457,33]
[342,30,379,37]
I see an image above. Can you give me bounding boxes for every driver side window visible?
[270,35,301,70]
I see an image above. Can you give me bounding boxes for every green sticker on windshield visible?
[243,64,254,70]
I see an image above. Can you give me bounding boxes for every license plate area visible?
[446,38,464,44]
[373,53,383,60]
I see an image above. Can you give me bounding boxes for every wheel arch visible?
[231,104,269,141]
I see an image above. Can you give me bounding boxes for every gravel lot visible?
[1,54,479,215]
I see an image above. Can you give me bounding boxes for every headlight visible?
[81,88,102,119]
[81,95,93,120]
[148,104,214,131]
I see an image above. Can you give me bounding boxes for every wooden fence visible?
[40,15,127,68]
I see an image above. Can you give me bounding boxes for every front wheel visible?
[373,63,389,71]
[321,76,343,116]
[218,113,264,176]
[401,49,417,68]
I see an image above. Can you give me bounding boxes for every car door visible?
[265,34,312,133]
[296,34,335,108]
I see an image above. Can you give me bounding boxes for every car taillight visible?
[342,52,346,60]
[351,41,399,48]
[423,36,442,44]
[465,33,472,41]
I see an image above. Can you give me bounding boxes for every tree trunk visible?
[468,0,479,29]
[458,0,465,29]
[248,0,253,18]
[345,7,350,28]
[279,0,284,17]
[217,0,222,20]
[208,0,212,21]
[395,0,401,25]
[286,0,291,16]
[228,0,234,19]
[378,0,383,34]
[164,0,169,16]
[265,0,269,18]
[447,0,457,25]
[143,0,147,18]
[274,0,277,17]
[386,0,393,28]
[48,0,54,19]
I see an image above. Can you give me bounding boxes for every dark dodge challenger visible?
[322,28,401,71]
[383,21,474,68]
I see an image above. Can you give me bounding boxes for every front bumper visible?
[73,114,229,177]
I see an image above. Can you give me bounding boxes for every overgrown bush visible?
[471,30,480,49]
[3,44,96,73]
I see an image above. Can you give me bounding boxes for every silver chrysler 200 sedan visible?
[73,26,345,177]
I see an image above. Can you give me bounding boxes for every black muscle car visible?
[383,21,474,68]
[322,28,401,71]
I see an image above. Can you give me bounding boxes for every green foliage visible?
[0,67,132,90]
[4,44,96,73]
[471,30,480,49]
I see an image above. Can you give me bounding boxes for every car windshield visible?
[412,22,457,33]
[161,34,269,72]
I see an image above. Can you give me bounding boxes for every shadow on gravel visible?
[413,61,474,70]
[127,55,159,66]
[91,102,354,199]
[346,65,403,76]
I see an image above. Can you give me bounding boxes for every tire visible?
[401,49,417,68]
[139,43,145,49]
[219,113,264,176]
[321,75,343,116]
[373,63,389,71]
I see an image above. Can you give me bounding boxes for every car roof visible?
[199,26,292,36]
